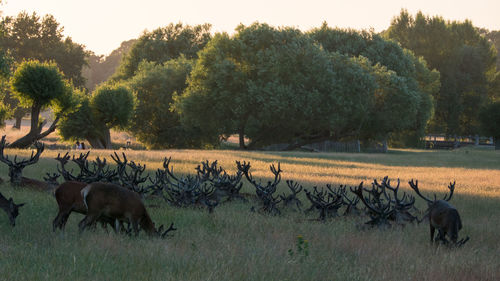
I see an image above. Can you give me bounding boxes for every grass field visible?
[0,128,499,280]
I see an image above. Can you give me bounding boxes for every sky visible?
[2,0,500,56]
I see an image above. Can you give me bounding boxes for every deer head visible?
[0,135,45,185]
[0,192,25,226]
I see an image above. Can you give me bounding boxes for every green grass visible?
[1,148,499,280]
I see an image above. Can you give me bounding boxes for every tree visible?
[9,60,75,148]
[0,11,89,128]
[112,23,211,81]
[176,23,381,149]
[58,83,134,149]
[127,58,216,149]
[479,100,500,149]
[309,23,438,146]
[385,10,498,136]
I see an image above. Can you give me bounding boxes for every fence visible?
[424,134,495,150]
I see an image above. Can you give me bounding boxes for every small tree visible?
[479,101,500,149]
[9,60,74,148]
[59,83,134,149]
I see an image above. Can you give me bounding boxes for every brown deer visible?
[408,180,469,246]
[0,191,25,226]
[79,182,175,237]
[53,181,128,232]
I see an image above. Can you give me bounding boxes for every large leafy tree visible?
[9,60,75,148]
[309,23,439,146]
[112,23,211,81]
[0,11,88,128]
[385,10,498,136]
[176,23,385,149]
[59,83,134,149]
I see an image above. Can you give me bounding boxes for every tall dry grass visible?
[0,130,499,280]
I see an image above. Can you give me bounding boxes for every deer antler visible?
[443,181,455,201]
[408,179,433,203]
[157,222,177,238]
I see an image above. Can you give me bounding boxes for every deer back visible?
[428,200,462,238]
[82,182,156,234]
[54,181,88,214]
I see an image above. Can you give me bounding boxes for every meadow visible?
[0,127,499,280]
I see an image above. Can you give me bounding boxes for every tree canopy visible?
[385,9,498,136]
[9,60,75,148]
[175,23,436,149]
[59,83,134,149]
[112,23,211,81]
[126,57,216,149]
[0,11,89,129]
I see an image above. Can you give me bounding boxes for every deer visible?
[408,179,469,246]
[79,182,175,237]
[0,135,56,191]
[52,181,119,232]
[0,191,25,226]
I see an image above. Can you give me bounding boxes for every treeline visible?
[1,9,500,150]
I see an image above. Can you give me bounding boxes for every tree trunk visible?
[8,105,60,149]
[87,137,105,149]
[103,129,112,149]
[238,128,246,149]
[12,115,22,130]
[11,108,27,130]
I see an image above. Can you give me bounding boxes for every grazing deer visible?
[79,182,175,237]
[0,192,25,226]
[53,181,129,232]
[408,180,469,246]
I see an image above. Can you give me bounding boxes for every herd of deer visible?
[0,135,469,247]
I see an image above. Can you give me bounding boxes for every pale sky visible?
[2,0,499,56]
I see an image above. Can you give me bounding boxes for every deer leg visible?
[52,208,71,232]
[52,212,64,232]
[132,220,139,236]
[430,225,435,243]
[78,214,98,234]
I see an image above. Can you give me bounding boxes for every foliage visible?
[480,29,500,71]
[112,23,211,81]
[177,23,436,149]
[288,235,309,263]
[10,61,69,110]
[8,60,75,148]
[0,49,12,127]
[0,11,88,87]
[385,9,499,136]
[59,83,134,149]
[58,90,102,142]
[177,24,358,148]
[91,84,134,130]
[479,100,500,147]
[309,23,439,146]
[0,11,89,128]
[127,57,216,149]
